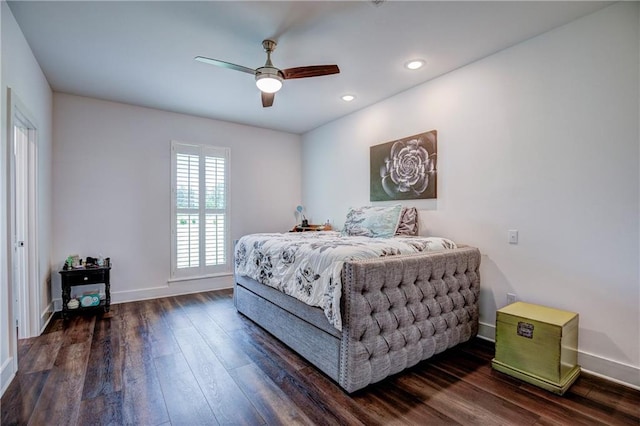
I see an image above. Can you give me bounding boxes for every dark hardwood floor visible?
[2,289,639,425]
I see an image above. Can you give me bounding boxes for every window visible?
[171,141,230,278]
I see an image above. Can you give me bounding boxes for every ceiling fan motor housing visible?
[262,39,277,53]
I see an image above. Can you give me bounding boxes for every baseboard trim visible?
[1,356,16,398]
[40,301,54,333]
[477,321,639,390]
[53,275,235,311]
[578,351,640,391]
[478,321,495,341]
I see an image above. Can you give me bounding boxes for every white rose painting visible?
[370,130,437,201]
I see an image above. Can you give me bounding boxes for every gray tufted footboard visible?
[234,246,481,393]
[338,246,480,392]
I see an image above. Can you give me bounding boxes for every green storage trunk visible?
[492,302,580,395]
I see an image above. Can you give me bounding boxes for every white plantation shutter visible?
[204,155,226,266]
[176,151,199,268]
[171,141,230,278]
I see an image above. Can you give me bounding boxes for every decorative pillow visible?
[342,204,403,238]
[395,207,419,236]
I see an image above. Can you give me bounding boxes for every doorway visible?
[8,88,40,340]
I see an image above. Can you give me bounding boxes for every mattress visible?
[234,231,457,330]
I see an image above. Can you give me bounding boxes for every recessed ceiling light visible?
[341,94,356,102]
[405,59,425,70]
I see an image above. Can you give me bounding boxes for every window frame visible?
[170,140,231,280]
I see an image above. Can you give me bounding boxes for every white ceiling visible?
[8,1,611,134]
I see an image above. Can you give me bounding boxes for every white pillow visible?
[342,205,403,238]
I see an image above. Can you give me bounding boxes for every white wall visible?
[1,2,53,395]
[52,93,301,305]
[302,2,639,387]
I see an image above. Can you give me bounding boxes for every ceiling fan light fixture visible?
[256,73,283,93]
[405,59,425,70]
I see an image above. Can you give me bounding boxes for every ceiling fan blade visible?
[262,92,275,108]
[194,56,255,75]
[282,65,340,80]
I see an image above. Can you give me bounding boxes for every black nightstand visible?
[59,266,111,319]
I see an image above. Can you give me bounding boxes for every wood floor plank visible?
[429,352,604,425]
[355,385,460,426]
[17,330,64,374]
[17,337,36,360]
[199,291,246,332]
[520,381,640,426]
[82,315,123,400]
[202,288,234,304]
[401,365,542,425]
[62,314,96,345]
[194,311,254,370]
[175,293,253,370]
[27,342,91,426]
[441,345,638,426]
[299,366,446,426]
[77,390,124,426]
[119,301,151,374]
[0,370,49,425]
[140,299,181,359]
[153,351,219,425]
[173,326,265,425]
[584,378,640,419]
[230,362,315,426]
[157,297,194,331]
[228,327,353,425]
[121,369,170,426]
[119,301,171,426]
[239,315,309,372]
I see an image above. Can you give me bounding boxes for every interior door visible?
[13,124,29,338]
[9,92,39,340]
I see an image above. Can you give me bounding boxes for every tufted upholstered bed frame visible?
[234,245,481,393]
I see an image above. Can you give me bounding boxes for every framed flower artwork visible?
[370,130,437,201]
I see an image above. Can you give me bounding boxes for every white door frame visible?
[7,88,40,339]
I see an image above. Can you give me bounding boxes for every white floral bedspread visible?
[234,231,456,331]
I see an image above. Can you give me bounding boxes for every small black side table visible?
[59,266,111,319]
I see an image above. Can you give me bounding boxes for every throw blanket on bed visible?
[234,231,456,331]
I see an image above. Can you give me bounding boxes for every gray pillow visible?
[395,207,419,236]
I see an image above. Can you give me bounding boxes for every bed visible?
[233,207,481,393]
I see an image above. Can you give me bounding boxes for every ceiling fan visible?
[195,39,340,108]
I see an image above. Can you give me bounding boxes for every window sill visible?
[168,272,233,284]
